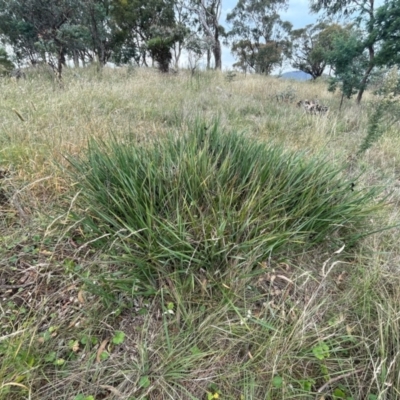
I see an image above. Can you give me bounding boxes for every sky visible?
[219,0,320,72]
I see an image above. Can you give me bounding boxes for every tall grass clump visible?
[68,122,381,291]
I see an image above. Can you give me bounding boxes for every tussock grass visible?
[0,67,399,400]
[68,121,381,300]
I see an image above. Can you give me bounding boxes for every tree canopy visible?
[290,23,345,79]
[374,0,400,67]
[309,0,378,103]
[0,0,399,81]
[227,0,292,74]
[0,0,87,76]
[325,27,369,107]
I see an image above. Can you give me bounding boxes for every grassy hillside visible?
[1,67,400,400]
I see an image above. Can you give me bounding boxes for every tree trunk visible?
[142,52,148,67]
[213,36,222,70]
[57,47,66,80]
[339,92,345,111]
[56,59,62,81]
[100,44,106,66]
[89,4,107,67]
[73,50,80,68]
[356,45,375,104]
[356,63,374,104]
[212,22,222,70]
[174,42,182,69]
[80,51,86,67]
[206,49,211,69]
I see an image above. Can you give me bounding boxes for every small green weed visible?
[112,330,126,345]
[312,341,330,360]
[73,395,95,400]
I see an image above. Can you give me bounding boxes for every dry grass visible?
[1,66,400,400]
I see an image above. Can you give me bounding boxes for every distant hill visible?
[279,70,313,81]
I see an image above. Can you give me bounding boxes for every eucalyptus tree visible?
[186,0,224,70]
[170,0,193,68]
[325,27,369,109]
[110,0,184,71]
[227,0,292,74]
[374,0,400,68]
[309,0,378,103]
[77,0,125,66]
[290,22,344,79]
[0,0,41,64]
[0,0,89,77]
[185,35,212,72]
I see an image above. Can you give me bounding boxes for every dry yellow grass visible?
[1,67,400,400]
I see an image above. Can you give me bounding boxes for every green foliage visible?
[139,376,151,388]
[272,375,283,388]
[74,0,131,65]
[312,341,330,360]
[111,0,177,68]
[0,0,173,70]
[0,47,14,75]
[0,334,36,398]
[74,395,95,400]
[1,64,400,400]
[227,0,292,74]
[68,122,381,296]
[230,36,292,75]
[309,0,381,103]
[310,0,363,17]
[375,0,400,67]
[112,330,126,344]
[333,387,346,398]
[256,40,290,75]
[299,379,315,391]
[0,0,37,63]
[0,0,83,72]
[206,383,221,399]
[325,29,368,101]
[291,23,345,79]
[358,67,400,155]
[147,35,177,73]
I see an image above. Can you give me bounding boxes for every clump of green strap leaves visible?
[68,122,382,295]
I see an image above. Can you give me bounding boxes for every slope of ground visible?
[1,67,400,400]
